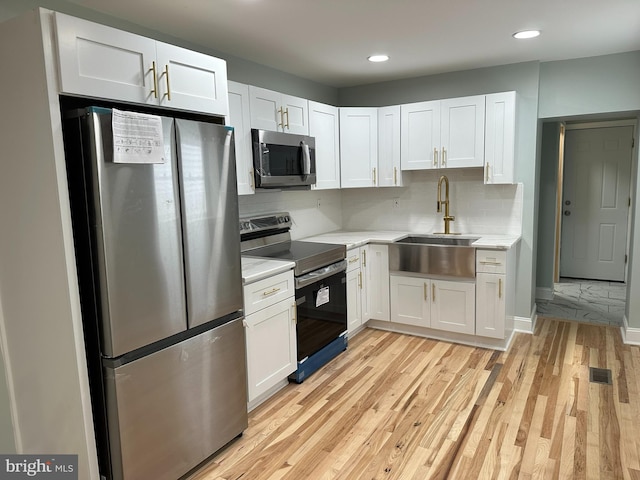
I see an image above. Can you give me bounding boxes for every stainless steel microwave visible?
[251,129,316,189]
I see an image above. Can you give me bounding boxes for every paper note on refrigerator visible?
[112,109,165,164]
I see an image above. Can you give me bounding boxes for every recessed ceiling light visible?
[368,54,389,63]
[513,30,540,39]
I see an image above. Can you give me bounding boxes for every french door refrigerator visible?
[63,107,247,480]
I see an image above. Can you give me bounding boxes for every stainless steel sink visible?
[395,235,478,246]
[389,235,479,279]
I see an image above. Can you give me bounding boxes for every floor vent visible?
[589,367,613,385]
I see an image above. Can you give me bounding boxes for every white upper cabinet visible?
[339,107,378,188]
[401,95,485,170]
[249,86,309,135]
[309,101,341,190]
[54,13,228,116]
[484,91,516,184]
[154,43,228,115]
[400,100,441,170]
[378,106,404,187]
[440,95,485,168]
[227,81,254,195]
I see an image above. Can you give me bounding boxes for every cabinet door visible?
[440,95,485,168]
[476,273,506,339]
[485,92,516,184]
[346,268,363,334]
[340,108,378,188]
[378,106,403,187]
[309,101,340,190]
[390,275,430,327]
[280,94,309,135]
[249,86,282,131]
[366,245,390,321]
[244,299,297,402]
[55,12,157,105]
[155,43,228,116]
[430,279,475,334]
[228,81,255,195]
[400,101,440,170]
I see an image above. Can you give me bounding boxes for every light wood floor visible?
[188,317,640,480]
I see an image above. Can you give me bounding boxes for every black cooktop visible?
[244,240,346,276]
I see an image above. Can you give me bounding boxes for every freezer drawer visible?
[104,318,248,480]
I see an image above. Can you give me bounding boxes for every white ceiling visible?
[66,0,640,88]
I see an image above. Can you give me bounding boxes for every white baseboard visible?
[535,287,554,301]
[514,304,537,334]
[621,315,640,346]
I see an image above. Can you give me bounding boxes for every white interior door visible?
[560,126,633,281]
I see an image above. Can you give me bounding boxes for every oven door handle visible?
[295,260,347,289]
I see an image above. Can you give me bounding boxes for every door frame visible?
[554,119,638,283]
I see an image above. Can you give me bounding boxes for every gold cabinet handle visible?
[485,162,490,182]
[442,147,446,166]
[149,61,158,99]
[348,257,359,264]
[424,282,428,301]
[284,107,290,129]
[362,250,367,267]
[432,283,436,302]
[162,64,171,100]
[292,302,297,324]
[394,167,398,185]
[373,167,377,185]
[499,278,503,299]
[249,169,255,189]
[277,107,284,128]
[433,148,438,167]
[262,287,280,296]
[358,271,362,289]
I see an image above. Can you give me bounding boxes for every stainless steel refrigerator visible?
[63,107,247,480]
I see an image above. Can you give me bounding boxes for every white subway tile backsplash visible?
[238,171,522,239]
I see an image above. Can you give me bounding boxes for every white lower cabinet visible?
[430,279,475,335]
[366,244,390,321]
[475,248,514,339]
[243,270,296,408]
[346,247,365,334]
[390,275,475,334]
[476,273,506,338]
[390,275,430,327]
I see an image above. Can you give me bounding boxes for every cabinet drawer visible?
[346,248,362,272]
[243,270,294,316]
[476,250,507,274]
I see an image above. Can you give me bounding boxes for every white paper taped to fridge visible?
[316,287,330,307]
[112,109,165,164]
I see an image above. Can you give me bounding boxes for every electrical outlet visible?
[393,198,400,209]
[317,198,321,209]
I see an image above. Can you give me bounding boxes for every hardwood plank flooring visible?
[187,317,640,479]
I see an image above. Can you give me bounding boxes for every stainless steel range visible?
[240,213,347,382]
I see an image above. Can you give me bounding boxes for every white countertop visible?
[241,256,295,285]
[301,230,521,250]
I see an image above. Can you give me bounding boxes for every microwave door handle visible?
[301,141,311,176]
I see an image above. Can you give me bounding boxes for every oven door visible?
[251,129,316,188]
[294,263,347,362]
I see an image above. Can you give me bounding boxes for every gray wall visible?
[0,294,15,453]
[339,62,541,320]
[539,51,640,119]
[536,123,562,294]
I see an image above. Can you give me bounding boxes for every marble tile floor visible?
[536,277,626,326]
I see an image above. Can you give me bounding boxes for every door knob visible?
[564,210,571,216]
